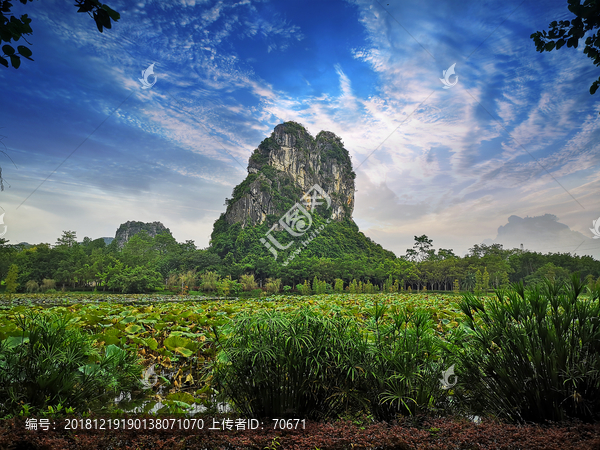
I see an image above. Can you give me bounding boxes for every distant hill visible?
[114,221,172,248]
[483,214,599,259]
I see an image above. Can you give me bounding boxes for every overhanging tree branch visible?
[0,0,120,69]
[530,0,600,106]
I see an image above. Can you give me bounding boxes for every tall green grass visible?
[364,304,450,420]
[210,278,600,423]
[0,312,141,417]
[455,275,600,422]
[209,305,450,420]
[209,308,363,419]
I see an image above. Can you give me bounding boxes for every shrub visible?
[347,279,358,294]
[0,312,141,416]
[201,271,219,292]
[165,273,179,292]
[107,266,162,293]
[265,278,281,294]
[298,280,311,295]
[453,279,459,294]
[178,270,197,295]
[334,278,344,293]
[25,280,39,293]
[455,275,600,423]
[382,275,392,292]
[229,280,243,296]
[525,262,571,287]
[216,276,231,298]
[248,288,263,298]
[41,279,56,292]
[312,277,327,294]
[240,274,258,291]
[5,264,18,294]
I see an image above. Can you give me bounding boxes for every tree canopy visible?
[531,0,600,105]
[1,0,120,69]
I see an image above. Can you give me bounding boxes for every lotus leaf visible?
[124,324,144,334]
[119,316,136,324]
[145,337,158,350]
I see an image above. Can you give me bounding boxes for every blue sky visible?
[1,0,600,259]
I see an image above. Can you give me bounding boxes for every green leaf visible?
[164,335,198,352]
[544,41,555,51]
[124,324,144,334]
[16,14,33,34]
[145,337,158,350]
[101,5,121,21]
[555,39,565,50]
[17,46,32,58]
[169,331,198,338]
[0,57,8,68]
[157,347,173,357]
[142,401,157,413]
[128,336,145,345]
[166,400,192,410]
[104,344,125,359]
[173,347,194,357]
[98,9,111,29]
[2,45,15,56]
[166,392,195,403]
[93,12,103,33]
[100,333,120,345]
[79,363,99,376]
[10,55,20,69]
[3,335,29,349]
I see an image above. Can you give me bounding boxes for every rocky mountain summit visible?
[210,122,394,263]
[114,221,171,248]
[223,122,356,228]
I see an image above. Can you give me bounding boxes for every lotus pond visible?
[0,293,466,416]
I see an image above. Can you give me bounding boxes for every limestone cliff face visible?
[224,122,356,228]
[114,221,171,248]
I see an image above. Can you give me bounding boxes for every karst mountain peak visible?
[223,122,356,229]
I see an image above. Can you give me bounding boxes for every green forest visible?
[1,228,598,295]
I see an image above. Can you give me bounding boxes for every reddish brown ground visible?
[2,415,600,450]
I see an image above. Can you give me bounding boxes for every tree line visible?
[1,231,599,294]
